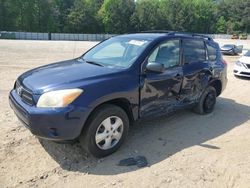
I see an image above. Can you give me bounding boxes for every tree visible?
[9,0,37,31]
[215,16,226,33]
[98,0,135,33]
[216,0,250,34]
[51,0,74,32]
[35,0,56,32]
[131,0,169,31]
[239,0,250,32]
[0,0,17,30]
[67,0,88,33]
[192,0,215,33]
[0,0,249,34]
[0,0,56,32]
[67,0,103,33]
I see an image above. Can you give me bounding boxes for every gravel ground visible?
[0,39,250,188]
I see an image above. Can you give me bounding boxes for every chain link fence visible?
[0,31,249,41]
[0,31,115,41]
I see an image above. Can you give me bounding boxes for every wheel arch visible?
[209,79,222,96]
[81,97,136,135]
[101,98,135,124]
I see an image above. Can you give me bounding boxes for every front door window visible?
[148,39,180,69]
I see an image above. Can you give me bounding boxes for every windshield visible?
[82,37,150,68]
[244,50,250,57]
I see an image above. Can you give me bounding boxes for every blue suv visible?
[9,32,227,157]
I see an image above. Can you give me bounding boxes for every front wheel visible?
[193,86,217,115]
[79,104,129,158]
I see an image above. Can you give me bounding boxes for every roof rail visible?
[140,30,174,33]
[168,31,213,41]
[138,30,213,41]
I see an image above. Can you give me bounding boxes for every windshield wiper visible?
[85,60,104,67]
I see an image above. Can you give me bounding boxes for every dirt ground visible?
[0,39,250,188]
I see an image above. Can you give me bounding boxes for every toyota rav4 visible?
[9,32,227,157]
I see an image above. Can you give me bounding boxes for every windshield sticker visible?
[128,40,147,46]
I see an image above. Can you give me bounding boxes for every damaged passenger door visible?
[140,39,183,117]
[180,38,211,103]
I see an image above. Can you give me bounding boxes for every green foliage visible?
[131,0,166,31]
[51,0,74,32]
[67,0,103,33]
[0,0,249,34]
[215,0,250,34]
[192,0,215,33]
[215,16,226,34]
[98,0,135,33]
[0,0,15,30]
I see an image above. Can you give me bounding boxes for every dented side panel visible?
[140,66,183,117]
[138,37,227,119]
[180,61,212,103]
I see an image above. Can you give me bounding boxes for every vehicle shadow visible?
[39,97,250,175]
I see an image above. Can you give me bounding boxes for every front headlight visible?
[37,88,83,108]
[235,61,243,67]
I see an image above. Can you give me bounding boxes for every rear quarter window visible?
[206,43,218,61]
[182,39,206,64]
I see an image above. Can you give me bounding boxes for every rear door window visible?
[182,39,206,64]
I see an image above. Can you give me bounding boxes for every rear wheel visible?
[193,86,217,115]
[79,104,129,158]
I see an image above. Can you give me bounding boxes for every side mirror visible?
[146,62,165,73]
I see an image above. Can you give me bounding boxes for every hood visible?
[18,59,122,94]
[239,56,250,64]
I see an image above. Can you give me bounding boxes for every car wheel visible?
[79,104,129,158]
[193,86,217,115]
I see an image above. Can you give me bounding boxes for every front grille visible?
[245,64,250,69]
[15,81,34,105]
[241,72,250,76]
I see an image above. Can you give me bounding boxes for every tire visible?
[193,86,217,115]
[79,104,129,158]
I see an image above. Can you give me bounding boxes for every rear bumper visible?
[9,90,90,141]
[221,77,227,93]
[220,65,228,94]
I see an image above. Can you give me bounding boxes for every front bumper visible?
[9,90,90,141]
[234,64,250,77]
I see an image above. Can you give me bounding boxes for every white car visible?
[234,50,250,77]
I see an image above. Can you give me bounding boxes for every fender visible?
[78,90,139,133]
